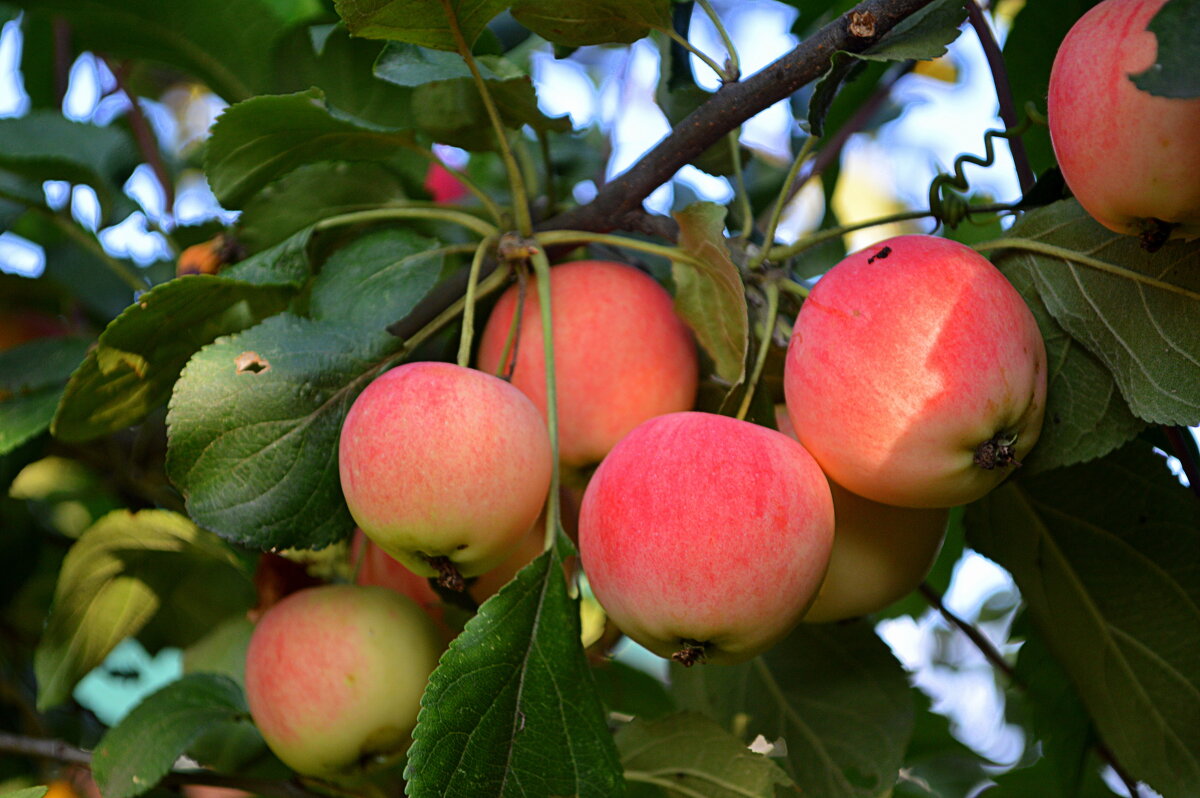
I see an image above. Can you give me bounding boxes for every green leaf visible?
[309,228,443,332]
[989,200,1200,427]
[0,112,138,223]
[671,202,749,389]
[992,239,1146,473]
[333,0,507,51]
[1,789,48,798]
[204,89,416,209]
[966,444,1200,795]
[271,23,418,128]
[166,313,398,550]
[52,230,311,442]
[237,161,412,253]
[618,712,795,797]
[1132,0,1200,98]
[30,0,325,102]
[405,546,624,797]
[808,0,966,135]
[0,336,90,454]
[510,0,671,46]
[590,660,675,721]
[92,674,252,798]
[34,510,255,711]
[374,40,508,85]
[671,621,913,798]
[893,690,990,798]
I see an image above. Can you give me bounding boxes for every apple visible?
[784,234,1046,508]
[773,406,948,622]
[0,309,68,352]
[424,162,468,204]
[578,411,834,666]
[1048,0,1200,245]
[476,260,699,467]
[338,362,552,588]
[243,585,442,777]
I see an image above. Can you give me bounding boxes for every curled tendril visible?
[928,115,1034,228]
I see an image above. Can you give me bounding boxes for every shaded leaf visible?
[671,621,913,798]
[0,336,90,454]
[993,241,1146,474]
[671,202,748,388]
[1132,0,1200,98]
[618,712,795,798]
[989,200,1200,427]
[92,674,252,798]
[166,313,398,550]
[590,660,675,721]
[966,444,1200,796]
[893,690,991,798]
[205,89,416,209]
[405,545,624,797]
[52,230,311,441]
[34,510,255,710]
[510,0,671,47]
[334,0,506,51]
[1,789,48,798]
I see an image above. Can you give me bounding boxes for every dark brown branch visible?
[541,0,938,234]
[104,57,176,215]
[964,0,1035,193]
[52,18,71,108]
[0,731,325,798]
[919,584,1144,797]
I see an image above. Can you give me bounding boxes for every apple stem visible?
[973,434,1020,471]
[425,556,466,592]
[671,640,709,667]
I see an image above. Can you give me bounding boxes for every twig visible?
[103,57,175,216]
[541,0,938,235]
[964,0,1034,193]
[919,584,1144,797]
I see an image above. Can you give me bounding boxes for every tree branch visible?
[541,0,938,234]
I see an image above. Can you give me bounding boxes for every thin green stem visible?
[528,246,561,551]
[399,261,512,356]
[779,277,810,299]
[973,238,1200,302]
[313,206,497,238]
[537,129,558,213]
[696,0,740,80]
[534,229,706,270]
[418,146,505,224]
[439,0,533,236]
[37,208,148,292]
[662,27,729,82]
[767,209,932,261]
[728,129,754,240]
[736,281,779,421]
[751,134,818,270]
[456,234,498,367]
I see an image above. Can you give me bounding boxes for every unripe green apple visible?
[1048,0,1200,245]
[784,234,1046,508]
[579,411,834,666]
[338,362,552,587]
[774,407,948,623]
[243,585,442,777]
[476,260,699,467]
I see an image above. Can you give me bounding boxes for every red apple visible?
[424,163,468,204]
[0,309,68,352]
[579,411,834,665]
[476,260,699,467]
[1048,0,1200,243]
[784,235,1046,508]
[338,362,552,587]
[243,585,442,777]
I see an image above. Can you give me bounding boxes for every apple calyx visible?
[1137,218,1175,253]
[672,640,709,668]
[973,433,1021,471]
[425,555,465,591]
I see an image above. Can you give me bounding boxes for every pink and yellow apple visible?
[476,260,698,467]
[1048,0,1200,244]
[338,362,552,587]
[579,411,834,665]
[243,585,442,777]
[784,235,1046,509]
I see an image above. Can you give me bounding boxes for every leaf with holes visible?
[988,200,1200,427]
[966,443,1200,796]
[671,202,749,390]
[405,544,623,797]
[671,620,913,798]
[618,711,795,797]
[92,674,253,798]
